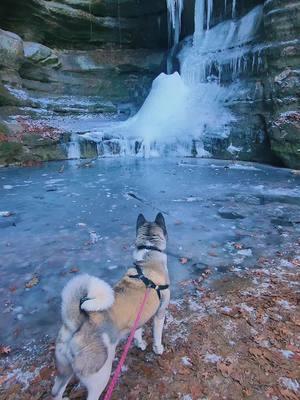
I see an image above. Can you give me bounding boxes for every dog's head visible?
[135,213,167,252]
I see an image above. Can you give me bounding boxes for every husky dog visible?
[52,213,170,400]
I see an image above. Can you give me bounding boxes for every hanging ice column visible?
[194,0,205,46]
[166,0,185,46]
[206,0,214,30]
[68,133,81,159]
[180,4,264,84]
[232,0,237,18]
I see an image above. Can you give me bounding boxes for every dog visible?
[52,213,170,400]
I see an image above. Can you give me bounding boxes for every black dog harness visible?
[136,245,163,253]
[129,264,169,300]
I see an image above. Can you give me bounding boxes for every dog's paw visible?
[153,343,164,355]
[134,338,147,351]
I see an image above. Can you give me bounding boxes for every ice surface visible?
[0,158,299,352]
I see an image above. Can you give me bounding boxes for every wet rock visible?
[269,112,300,169]
[79,138,98,159]
[24,42,60,68]
[0,142,24,165]
[0,29,23,69]
[218,209,245,220]
[264,0,300,168]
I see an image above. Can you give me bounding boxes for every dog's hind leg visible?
[81,357,113,400]
[134,328,147,350]
[153,289,170,355]
[52,372,73,400]
[52,329,74,400]
[81,335,116,400]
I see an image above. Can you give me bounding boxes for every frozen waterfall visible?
[81,1,264,159]
[68,133,81,159]
[180,5,263,84]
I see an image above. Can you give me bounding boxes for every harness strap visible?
[129,264,169,300]
[136,245,163,253]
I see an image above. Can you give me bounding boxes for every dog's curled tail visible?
[61,274,114,332]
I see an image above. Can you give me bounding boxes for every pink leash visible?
[103,288,151,400]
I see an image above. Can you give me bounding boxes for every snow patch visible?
[277,300,295,310]
[279,377,299,392]
[237,249,253,257]
[204,353,223,363]
[5,367,42,390]
[181,356,193,367]
[279,350,294,359]
[227,144,242,154]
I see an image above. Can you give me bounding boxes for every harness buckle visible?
[129,264,169,300]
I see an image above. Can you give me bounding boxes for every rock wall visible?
[0,0,167,165]
[264,0,300,169]
[0,0,168,49]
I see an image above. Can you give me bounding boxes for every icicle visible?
[166,0,185,47]
[68,134,81,160]
[194,0,205,46]
[206,0,213,31]
[252,53,256,72]
[232,0,237,19]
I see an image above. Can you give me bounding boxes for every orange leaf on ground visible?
[0,345,11,356]
[25,276,39,289]
[179,257,189,264]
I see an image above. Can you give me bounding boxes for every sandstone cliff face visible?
[0,1,167,165]
[0,0,168,49]
[264,0,300,168]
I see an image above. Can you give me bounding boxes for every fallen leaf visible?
[25,275,39,289]
[179,257,189,265]
[208,252,218,257]
[217,361,234,377]
[277,387,299,400]
[0,211,14,217]
[234,243,243,250]
[0,345,11,356]
[174,220,183,225]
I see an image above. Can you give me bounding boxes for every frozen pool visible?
[0,158,300,351]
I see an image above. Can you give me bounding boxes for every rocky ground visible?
[1,240,299,400]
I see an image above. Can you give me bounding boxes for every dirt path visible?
[1,244,299,400]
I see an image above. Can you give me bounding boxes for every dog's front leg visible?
[153,289,170,355]
[134,328,147,350]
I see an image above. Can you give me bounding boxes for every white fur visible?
[80,276,114,312]
[134,328,147,351]
[80,334,116,400]
[61,274,114,330]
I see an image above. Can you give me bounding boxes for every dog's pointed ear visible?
[155,213,167,236]
[136,214,146,233]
